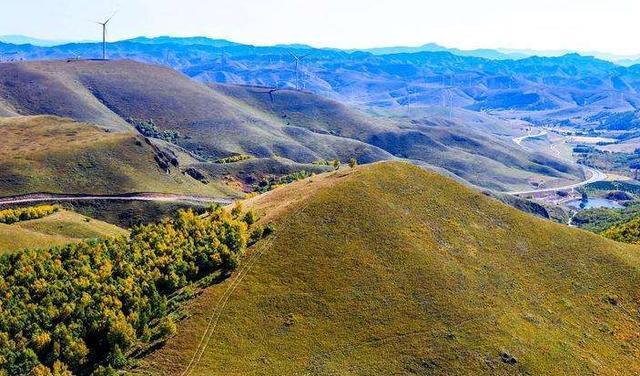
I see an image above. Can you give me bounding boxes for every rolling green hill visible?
[0,60,583,192]
[0,209,127,253]
[137,161,640,375]
[0,115,238,197]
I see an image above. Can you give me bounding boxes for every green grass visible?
[0,209,127,253]
[136,161,640,375]
[0,116,239,198]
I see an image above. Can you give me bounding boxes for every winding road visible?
[0,192,234,206]
[507,166,606,196]
[513,130,548,146]
[508,130,607,195]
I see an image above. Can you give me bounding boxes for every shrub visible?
[128,118,180,143]
[249,226,265,245]
[255,171,313,193]
[214,154,252,164]
[349,158,358,168]
[158,316,177,339]
[0,205,59,224]
[243,210,258,226]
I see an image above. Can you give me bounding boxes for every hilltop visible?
[0,207,126,253]
[137,161,640,375]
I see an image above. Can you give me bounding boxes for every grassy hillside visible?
[0,60,391,164]
[0,116,238,197]
[137,161,640,375]
[0,60,583,192]
[216,84,583,191]
[0,209,126,253]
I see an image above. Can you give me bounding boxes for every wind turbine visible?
[288,51,311,90]
[97,12,116,60]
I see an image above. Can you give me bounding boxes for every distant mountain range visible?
[0,35,96,47]
[3,35,640,131]
[3,34,640,65]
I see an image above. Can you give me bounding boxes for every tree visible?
[333,160,341,170]
[107,313,136,351]
[349,158,358,168]
[107,345,127,368]
[243,211,258,226]
[158,316,177,339]
[231,202,244,219]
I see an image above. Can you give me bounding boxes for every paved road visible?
[0,193,234,206]
[507,166,607,196]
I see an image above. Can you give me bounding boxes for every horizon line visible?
[3,34,640,61]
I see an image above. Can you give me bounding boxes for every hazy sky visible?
[2,0,640,55]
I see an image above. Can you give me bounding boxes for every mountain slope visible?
[0,116,237,197]
[0,60,391,164]
[0,60,584,191]
[138,162,640,375]
[213,83,583,191]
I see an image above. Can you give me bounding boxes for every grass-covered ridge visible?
[139,161,640,375]
[0,116,238,197]
[0,207,251,375]
[0,209,127,253]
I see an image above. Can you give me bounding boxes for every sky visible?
[2,0,640,55]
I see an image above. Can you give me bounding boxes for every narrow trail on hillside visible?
[180,193,314,376]
[0,192,234,206]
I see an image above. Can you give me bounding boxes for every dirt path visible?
[512,130,548,146]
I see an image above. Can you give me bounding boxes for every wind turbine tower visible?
[288,51,311,90]
[97,13,116,60]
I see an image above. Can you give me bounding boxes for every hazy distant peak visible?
[124,36,242,47]
[0,35,80,47]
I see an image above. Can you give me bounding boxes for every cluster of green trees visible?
[0,205,60,224]
[313,158,358,170]
[214,154,252,164]
[128,118,180,143]
[0,207,252,375]
[255,170,314,193]
[602,215,640,244]
[313,159,341,169]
